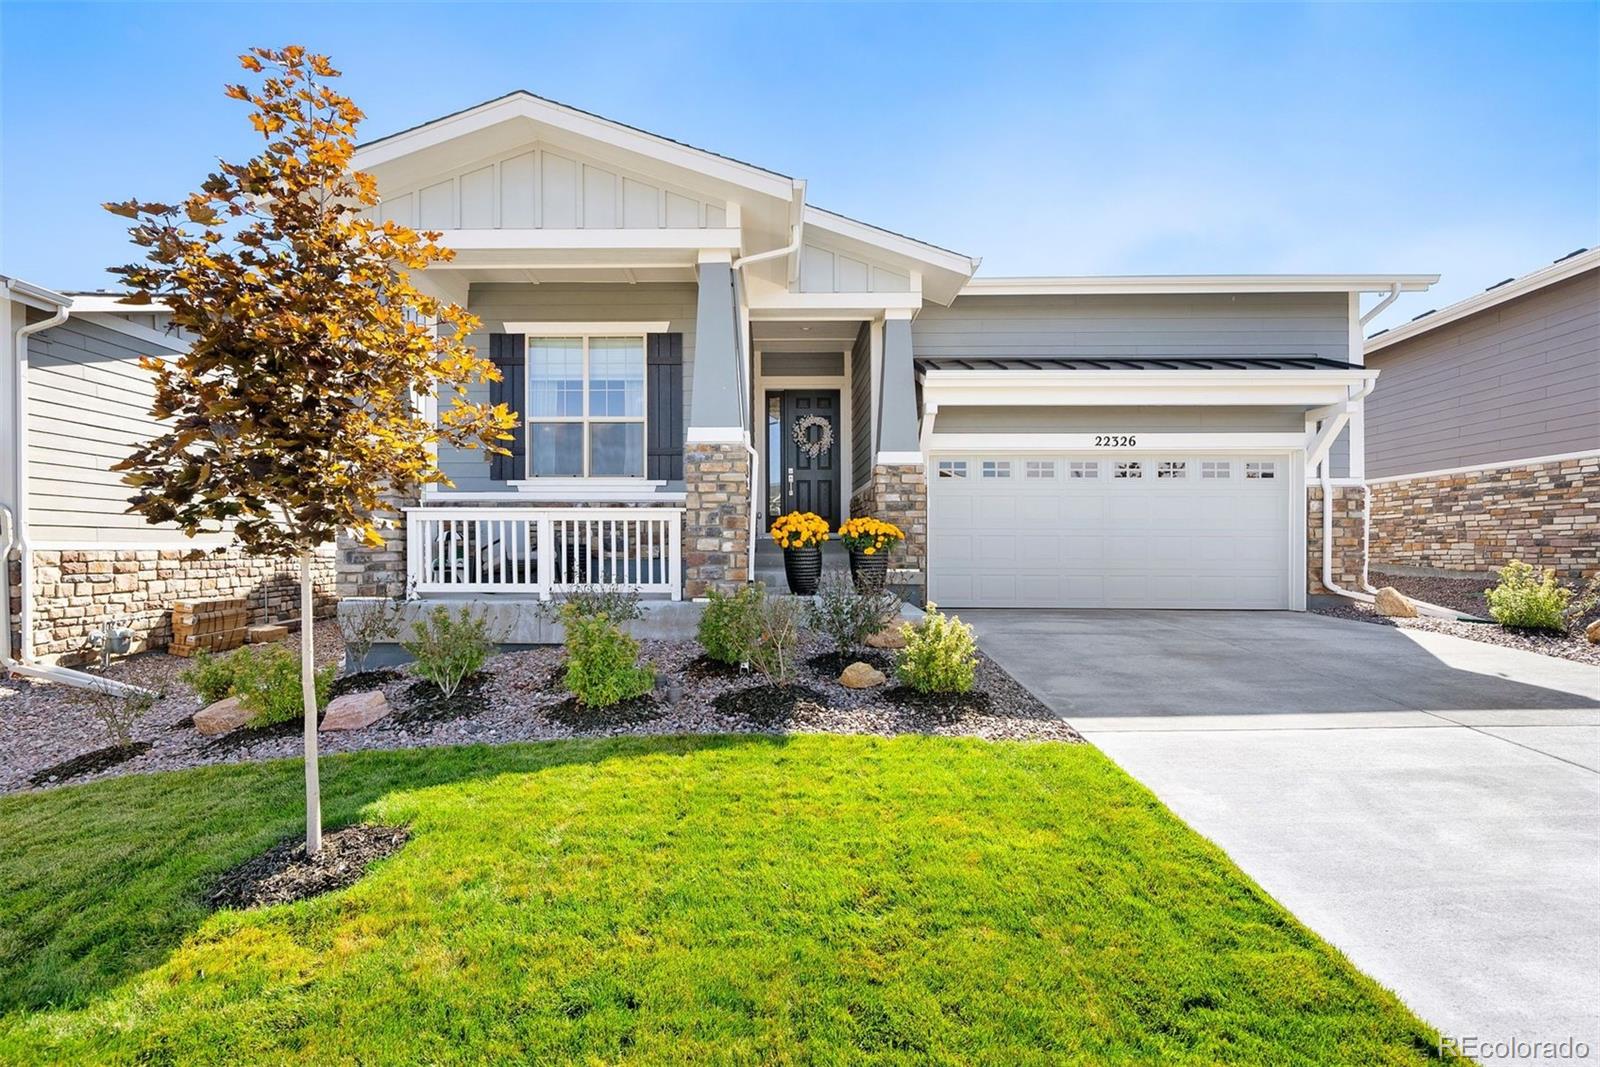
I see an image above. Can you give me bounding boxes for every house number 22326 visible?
[1094,434,1137,447]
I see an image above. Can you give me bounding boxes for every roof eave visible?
[960,274,1439,297]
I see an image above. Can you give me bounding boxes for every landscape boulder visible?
[1373,587,1419,618]
[247,623,289,643]
[320,690,391,732]
[864,626,907,650]
[194,696,253,736]
[839,661,887,689]
[1586,619,1600,645]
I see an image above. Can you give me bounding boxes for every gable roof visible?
[1365,247,1598,354]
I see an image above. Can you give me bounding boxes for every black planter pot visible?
[783,545,824,595]
[848,548,890,592]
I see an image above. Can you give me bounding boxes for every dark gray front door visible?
[770,389,841,527]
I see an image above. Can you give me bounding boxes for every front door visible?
[767,389,841,527]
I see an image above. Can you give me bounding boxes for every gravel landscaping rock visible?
[2,623,1080,795]
[1313,599,1600,667]
[209,824,410,910]
[1369,570,1490,618]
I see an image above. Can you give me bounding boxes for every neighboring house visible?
[4,93,1438,667]
[1363,249,1599,583]
[1,281,337,666]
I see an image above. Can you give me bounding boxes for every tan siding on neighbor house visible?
[1365,269,1600,479]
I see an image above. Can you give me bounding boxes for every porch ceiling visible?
[752,319,861,353]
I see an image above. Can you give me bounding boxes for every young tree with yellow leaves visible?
[106,46,513,854]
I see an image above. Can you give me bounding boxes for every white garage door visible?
[928,454,1300,609]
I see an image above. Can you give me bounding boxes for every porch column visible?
[869,310,927,604]
[683,252,751,597]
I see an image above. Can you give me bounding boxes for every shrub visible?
[896,604,978,695]
[339,588,409,673]
[1485,561,1572,632]
[181,650,238,705]
[807,572,899,655]
[698,583,767,665]
[750,595,805,686]
[403,604,498,698]
[541,585,645,625]
[227,644,335,726]
[77,683,158,748]
[561,604,654,707]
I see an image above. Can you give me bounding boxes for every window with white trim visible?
[1069,460,1100,479]
[1244,461,1278,480]
[1201,460,1231,480]
[1157,460,1187,479]
[981,460,1012,479]
[527,334,646,477]
[937,460,967,479]
[1025,460,1057,480]
[1114,461,1143,479]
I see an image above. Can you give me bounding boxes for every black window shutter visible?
[488,334,525,481]
[647,334,684,481]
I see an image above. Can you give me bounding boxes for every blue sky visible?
[2,2,1595,330]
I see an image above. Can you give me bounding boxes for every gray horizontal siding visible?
[23,315,221,544]
[438,282,697,492]
[934,405,1307,434]
[1366,270,1600,478]
[850,324,871,491]
[913,292,1351,362]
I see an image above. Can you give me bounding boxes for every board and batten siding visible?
[913,292,1352,363]
[436,282,697,492]
[23,315,209,544]
[1365,269,1600,479]
[933,405,1308,434]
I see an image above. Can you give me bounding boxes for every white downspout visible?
[2,291,155,697]
[1317,379,1379,603]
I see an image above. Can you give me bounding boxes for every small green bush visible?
[698,583,766,665]
[403,604,498,698]
[807,573,899,655]
[552,585,645,624]
[750,596,805,686]
[180,650,238,705]
[1485,561,1572,632]
[562,604,654,707]
[227,645,334,727]
[896,604,978,695]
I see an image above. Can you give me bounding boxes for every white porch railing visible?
[405,507,682,600]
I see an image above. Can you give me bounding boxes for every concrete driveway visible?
[965,609,1600,1065]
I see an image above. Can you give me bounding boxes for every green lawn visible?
[0,735,1441,1065]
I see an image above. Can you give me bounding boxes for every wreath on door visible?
[791,414,835,459]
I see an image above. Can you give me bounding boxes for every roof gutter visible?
[1,284,155,697]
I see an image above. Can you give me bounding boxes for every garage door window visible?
[1157,460,1188,479]
[1025,460,1056,480]
[981,460,1012,479]
[1245,461,1278,480]
[1069,460,1099,479]
[1201,460,1231,479]
[1115,461,1144,479]
[937,460,967,479]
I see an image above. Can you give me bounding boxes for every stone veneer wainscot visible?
[1306,485,1368,596]
[683,442,751,597]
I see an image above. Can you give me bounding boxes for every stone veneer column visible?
[683,443,751,597]
[1306,485,1367,595]
[870,462,927,604]
[336,497,413,600]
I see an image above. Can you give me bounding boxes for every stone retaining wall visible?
[22,546,337,666]
[1369,454,1598,582]
[852,463,927,604]
[1307,485,1367,595]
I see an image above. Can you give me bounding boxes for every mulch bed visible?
[1313,599,1600,667]
[546,693,664,730]
[713,684,828,727]
[209,824,411,910]
[26,741,153,787]
[330,669,403,700]
[394,675,492,723]
[203,713,317,756]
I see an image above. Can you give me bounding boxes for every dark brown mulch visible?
[26,741,153,786]
[209,824,411,911]
[330,668,403,700]
[545,693,664,730]
[882,685,994,724]
[713,684,828,727]
[805,649,897,677]
[202,713,314,755]
[682,654,747,682]
[394,674,491,724]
